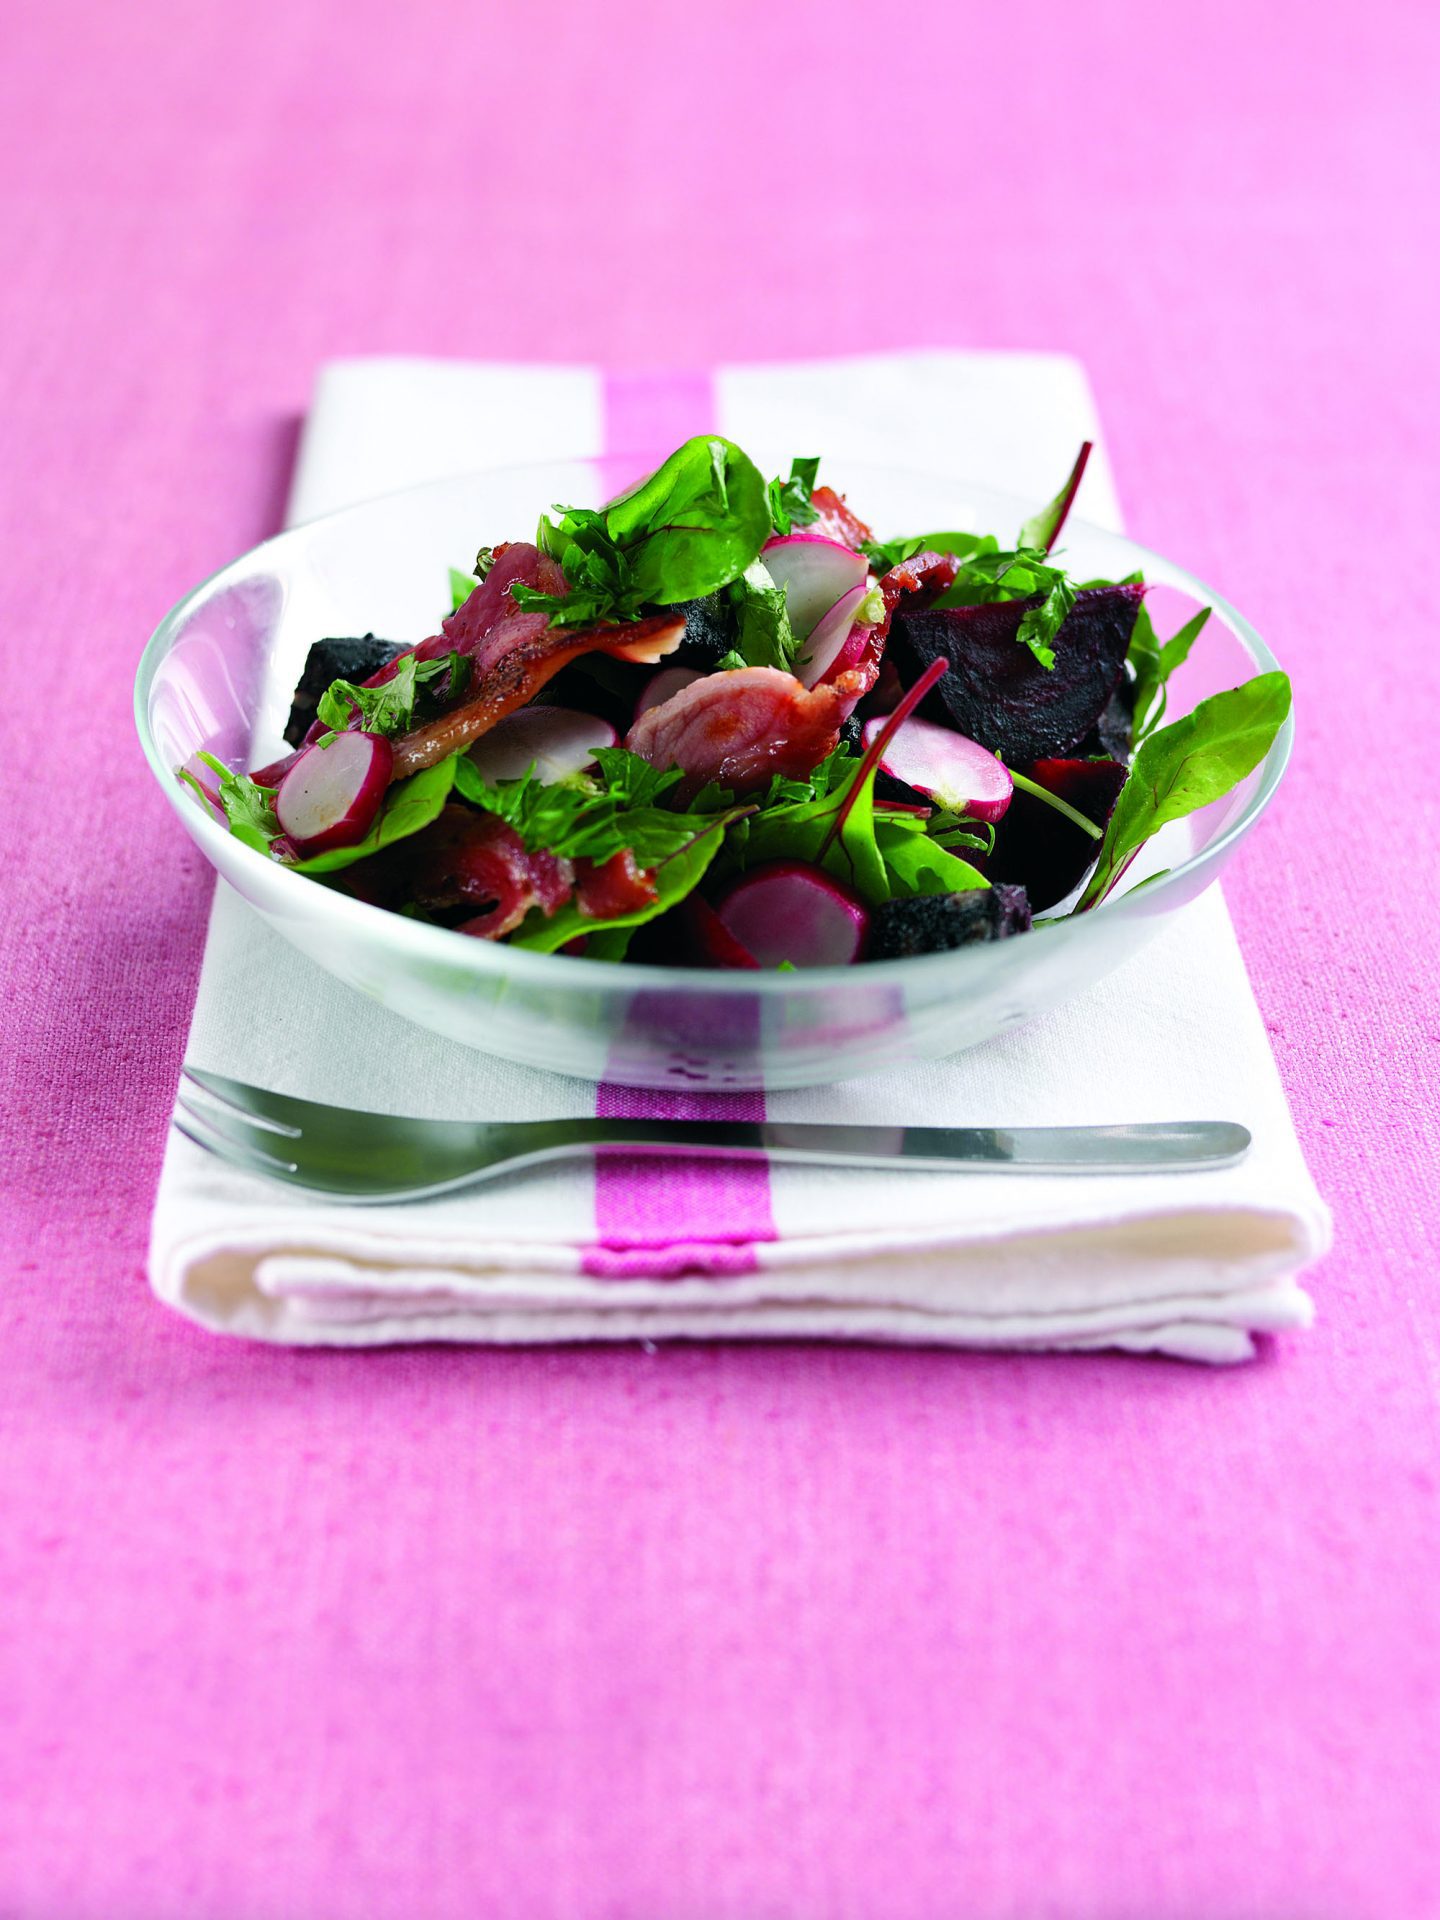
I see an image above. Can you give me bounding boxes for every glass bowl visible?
[135,459,1290,1091]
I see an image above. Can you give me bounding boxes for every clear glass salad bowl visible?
[135,459,1290,1091]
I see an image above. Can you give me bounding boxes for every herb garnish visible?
[177,751,279,854]
[767,456,821,536]
[315,650,466,744]
[453,746,725,868]
[714,560,799,673]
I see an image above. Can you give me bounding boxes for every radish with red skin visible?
[796,584,868,688]
[818,655,950,863]
[634,666,703,721]
[861,713,1013,823]
[684,893,761,969]
[274,731,393,856]
[714,862,869,969]
[760,534,867,641]
[466,707,615,786]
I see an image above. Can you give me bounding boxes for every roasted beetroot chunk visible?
[868,885,1032,960]
[988,757,1129,911]
[283,634,404,746]
[669,592,740,669]
[889,582,1144,763]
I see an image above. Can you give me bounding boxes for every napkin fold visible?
[148,352,1329,1361]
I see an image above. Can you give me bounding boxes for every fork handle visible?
[501,1118,1251,1175]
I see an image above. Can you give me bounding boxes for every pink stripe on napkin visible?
[587,372,776,1273]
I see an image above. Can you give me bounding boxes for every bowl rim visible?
[135,458,1293,996]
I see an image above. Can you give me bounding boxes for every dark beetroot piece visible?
[867,885,1032,961]
[987,757,1129,912]
[1083,678,1135,762]
[888,582,1144,764]
[283,634,404,746]
[669,592,739,669]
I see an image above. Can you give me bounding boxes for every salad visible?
[179,437,1290,968]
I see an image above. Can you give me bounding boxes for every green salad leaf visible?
[178,751,280,855]
[508,818,732,956]
[724,752,987,907]
[1128,603,1212,744]
[315,650,465,743]
[715,559,799,672]
[1075,671,1291,910]
[767,456,821,536]
[1016,443,1091,554]
[288,754,461,874]
[860,530,994,574]
[453,746,723,868]
[514,437,770,629]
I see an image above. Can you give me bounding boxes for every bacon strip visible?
[254,542,683,787]
[875,549,961,633]
[805,485,874,552]
[575,850,657,920]
[391,610,683,779]
[625,665,869,799]
[409,805,574,940]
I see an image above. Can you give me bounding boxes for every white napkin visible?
[148,352,1329,1361]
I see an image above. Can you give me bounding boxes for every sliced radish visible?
[634,666,704,722]
[861,713,1013,823]
[759,534,867,641]
[275,730,393,856]
[714,862,869,969]
[795,584,868,689]
[467,707,616,786]
[684,893,760,969]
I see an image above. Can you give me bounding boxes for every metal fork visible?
[172,1066,1251,1203]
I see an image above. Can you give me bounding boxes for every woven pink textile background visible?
[2,1,1438,1915]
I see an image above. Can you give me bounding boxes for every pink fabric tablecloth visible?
[2,2,1437,1914]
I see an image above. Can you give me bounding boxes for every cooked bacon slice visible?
[254,543,682,787]
[625,665,869,798]
[875,549,961,633]
[391,610,683,779]
[408,805,574,940]
[575,850,657,920]
[805,485,874,552]
[413,542,566,667]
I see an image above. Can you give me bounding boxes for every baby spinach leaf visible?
[874,818,988,898]
[516,437,770,629]
[288,754,461,874]
[1016,442,1092,553]
[1075,671,1291,910]
[1129,605,1211,744]
[726,757,986,907]
[861,530,996,574]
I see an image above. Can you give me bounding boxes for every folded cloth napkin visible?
[148,351,1330,1361]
